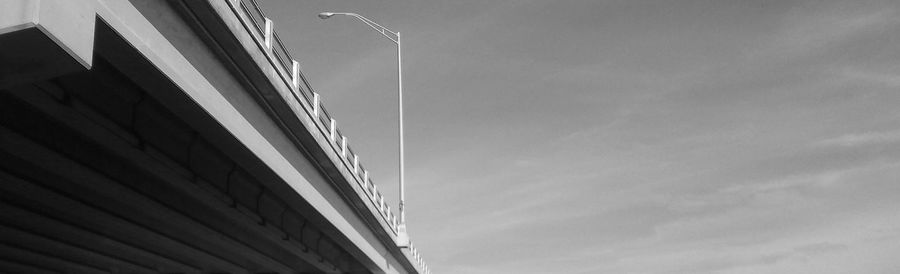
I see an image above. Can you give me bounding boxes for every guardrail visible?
[225,0,430,273]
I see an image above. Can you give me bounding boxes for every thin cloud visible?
[839,67,900,88]
[793,242,849,256]
[813,130,900,147]
[761,6,897,58]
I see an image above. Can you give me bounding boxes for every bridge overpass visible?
[0,0,429,273]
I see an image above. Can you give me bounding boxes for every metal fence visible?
[226,0,429,273]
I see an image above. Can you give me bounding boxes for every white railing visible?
[225,0,430,273]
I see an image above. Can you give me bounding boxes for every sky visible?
[258,0,900,273]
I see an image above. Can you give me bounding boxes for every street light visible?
[318,12,410,248]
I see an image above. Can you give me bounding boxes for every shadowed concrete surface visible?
[0,0,424,273]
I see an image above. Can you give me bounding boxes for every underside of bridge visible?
[0,21,375,272]
[0,0,450,271]
[0,0,426,272]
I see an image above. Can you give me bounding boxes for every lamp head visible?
[318,12,335,19]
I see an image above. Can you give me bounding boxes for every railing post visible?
[377,194,383,211]
[375,193,381,210]
[378,194,383,212]
[363,171,369,189]
[291,60,300,89]
[353,155,359,173]
[313,93,320,118]
[264,18,273,50]
[329,119,336,142]
[341,136,347,157]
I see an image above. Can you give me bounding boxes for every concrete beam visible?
[0,0,96,87]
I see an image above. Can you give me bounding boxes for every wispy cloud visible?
[761,5,898,58]
[838,67,900,88]
[813,130,900,147]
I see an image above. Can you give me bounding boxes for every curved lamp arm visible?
[319,12,398,43]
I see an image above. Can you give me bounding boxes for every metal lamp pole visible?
[318,12,410,247]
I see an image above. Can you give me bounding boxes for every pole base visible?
[396,223,410,248]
